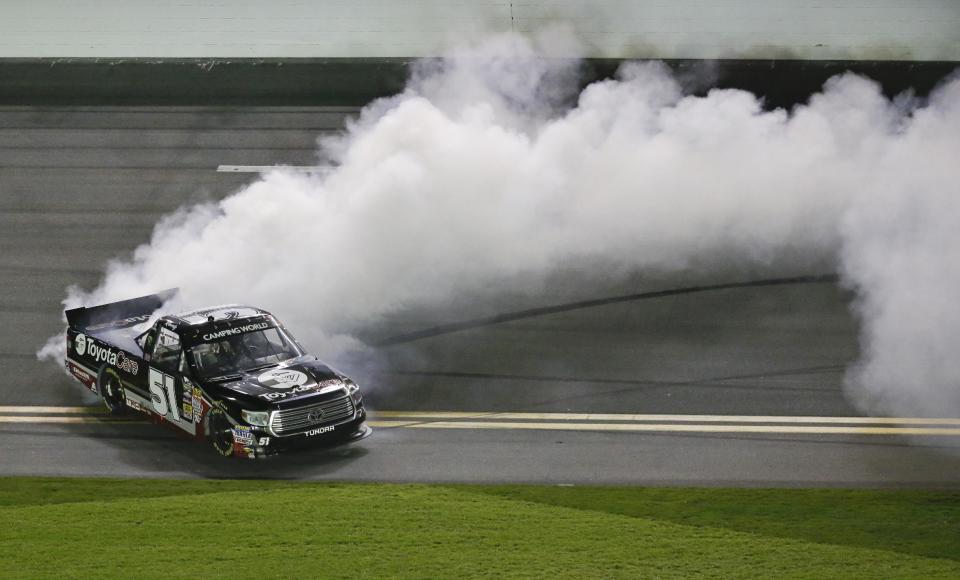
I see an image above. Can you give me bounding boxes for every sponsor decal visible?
[257,369,308,390]
[191,386,204,422]
[183,305,244,319]
[86,340,115,364]
[258,383,316,401]
[74,333,87,356]
[317,378,342,389]
[202,322,270,342]
[67,361,96,388]
[86,313,152,332]
[232,426,254,445]
[67,360,97,393]
[304,425,335,437]
[115,351,139,375]
[182,402,193,418]
[256,373,345,401]
[127,399,144,412]
[84,338,139,375]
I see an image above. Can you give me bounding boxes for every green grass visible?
[0,478,958,579]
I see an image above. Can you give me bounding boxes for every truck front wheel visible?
[207,408,235,457]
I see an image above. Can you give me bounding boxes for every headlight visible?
[241,409,270,427]
[344,379,363,405]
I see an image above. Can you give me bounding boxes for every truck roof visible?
[166,305,270,327]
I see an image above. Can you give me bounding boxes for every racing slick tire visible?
[97,367,126,415]
[207,407,235,457]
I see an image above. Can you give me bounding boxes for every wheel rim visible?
[210,412,233,455]
[102,376,122,410]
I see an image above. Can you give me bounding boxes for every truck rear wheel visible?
[98,368,126,415]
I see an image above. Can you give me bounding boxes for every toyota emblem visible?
[307,409,324,423]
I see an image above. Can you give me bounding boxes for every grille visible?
[271,394,355,436]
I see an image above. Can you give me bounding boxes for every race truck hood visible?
[209,357,347,407]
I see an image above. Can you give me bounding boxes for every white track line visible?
[4,406,959,435]
[368,420,960,436]
[372,411,960,426]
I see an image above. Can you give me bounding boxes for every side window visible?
[178,350,190,376]
[137,328,157,357]
[151,327,181,373]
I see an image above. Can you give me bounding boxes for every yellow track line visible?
[0,415,135,424]
[372,411,960,425]
[368,420,960,436]
[4,414,959,435]
[0,406,107,415]
[4,405,959,426]
[3,406,959,434]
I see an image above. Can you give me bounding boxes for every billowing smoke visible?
[39,33,960,418]
[840,77,960,417]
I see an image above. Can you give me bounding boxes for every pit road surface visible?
[2,106,959,486]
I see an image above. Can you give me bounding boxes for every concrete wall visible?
[2,0,958,61]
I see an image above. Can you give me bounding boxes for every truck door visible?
[148,326,189,429]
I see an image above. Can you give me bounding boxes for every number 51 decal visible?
[149,368,181,421]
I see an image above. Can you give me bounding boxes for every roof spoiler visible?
[65,289,179,332]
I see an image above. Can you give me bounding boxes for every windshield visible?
[189,326,303,379]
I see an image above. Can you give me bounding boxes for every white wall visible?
[1,0,958,60]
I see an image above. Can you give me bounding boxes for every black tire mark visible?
[375,274,840,346]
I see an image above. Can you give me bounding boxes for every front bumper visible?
[231,409,371,458]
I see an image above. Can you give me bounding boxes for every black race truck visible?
[64,290,371,458]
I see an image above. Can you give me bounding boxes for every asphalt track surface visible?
[2,106,960,486]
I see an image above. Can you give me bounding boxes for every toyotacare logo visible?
[87,341,115,365]
[75,333,87,356]
[116,350,139,375]
[84,339,139,375]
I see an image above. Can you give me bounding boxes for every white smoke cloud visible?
[42,33,960,418]
[840,75,960,417]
